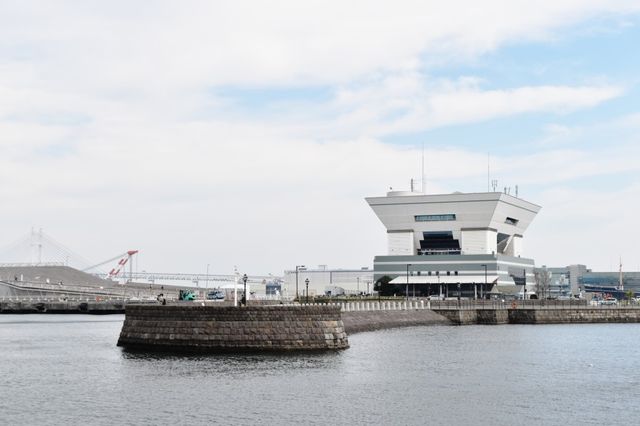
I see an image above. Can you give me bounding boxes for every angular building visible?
[366,190,541,298]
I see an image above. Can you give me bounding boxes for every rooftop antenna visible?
[515,185,519,198]
[491,179,498,192]
[410,178,414,192]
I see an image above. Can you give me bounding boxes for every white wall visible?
[388,232,414,255]
[461,229,497,255]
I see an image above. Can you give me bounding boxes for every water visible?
[1,315,639,425]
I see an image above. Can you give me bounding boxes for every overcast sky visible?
[2,1,640,275]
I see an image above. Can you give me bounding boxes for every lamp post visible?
[305,278,309,304]
[242,274,248,306]
[406,264,412,302]
[481,264,487,300]
[295,265,305,301]
[206,263,210,292]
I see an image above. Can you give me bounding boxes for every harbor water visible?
[1,315,639,425]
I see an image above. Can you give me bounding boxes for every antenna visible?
[410,178,414,192]
[491,179,498,192]
[515,185,519,198]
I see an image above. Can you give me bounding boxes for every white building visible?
[283,266,374,298]
[366,190,541,298]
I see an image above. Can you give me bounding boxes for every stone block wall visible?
[117,304,349,352]
[509,308,640,324]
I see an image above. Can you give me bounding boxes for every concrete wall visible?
[117,304,349,352]
[342,309,450,333]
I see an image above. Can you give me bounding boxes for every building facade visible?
[541,264,640,298]
[367,190,541,298]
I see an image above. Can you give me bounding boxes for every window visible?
[447,271,451,276]
[455,271,458,276]
[415,214,456,222]
[428,271,432,276]
[505,217,519,226]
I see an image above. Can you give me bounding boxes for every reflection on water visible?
[1,315,639,425]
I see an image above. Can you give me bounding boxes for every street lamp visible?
[481,264,487,300]
[242,274,248,306]
[305,278,309,304]
[295,265,305,301]
[206,263,210,291]
[406,264,412,302]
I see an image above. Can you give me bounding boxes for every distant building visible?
[541,264,640,298]
[366,190,541,298]
[283,266,374,298]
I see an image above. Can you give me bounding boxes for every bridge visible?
[0,229,282,288]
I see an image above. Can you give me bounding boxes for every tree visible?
[534,268,551,299]
[374,275,397,296]
[625,290,634,302]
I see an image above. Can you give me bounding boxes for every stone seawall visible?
[117,304,349,352]
[342,309,451,333]
[510,308,640,324]
[0,300,125,314]
[434,307,640,325]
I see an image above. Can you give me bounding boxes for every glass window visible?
[505,217,519,225]
[415,214,456,222]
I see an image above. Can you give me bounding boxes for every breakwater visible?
[117,304,349,352]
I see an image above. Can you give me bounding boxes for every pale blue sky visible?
[1,2,640,273]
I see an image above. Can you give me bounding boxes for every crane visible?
[82,250,139,282]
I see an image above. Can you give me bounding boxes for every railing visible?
[0,296,127,303]
[0,279,124,297]
[291,298,640,312]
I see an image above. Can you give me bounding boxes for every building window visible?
[447,271,451,276]
[428,271,432,276]
[415,214,456,222]
[455,271,458,276]
[417,271,421,276]
[505,217,519,226]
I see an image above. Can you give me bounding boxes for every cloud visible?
[1,1,639,91]
[322,73,623,137]
[0,1,639,274]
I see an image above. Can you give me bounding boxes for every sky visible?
[1,1,640,275]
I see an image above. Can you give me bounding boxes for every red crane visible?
[82,250,139,281]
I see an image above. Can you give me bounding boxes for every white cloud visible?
[322,73,622,137]
[0,1,639,274]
